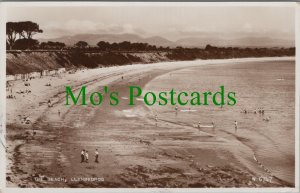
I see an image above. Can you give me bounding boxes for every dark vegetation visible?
[6,21,295,75]
[6,21,43,50]
[167,45,295,60]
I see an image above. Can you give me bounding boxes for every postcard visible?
[0,2,299,193]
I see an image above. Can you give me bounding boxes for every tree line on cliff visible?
[6,21,295,58]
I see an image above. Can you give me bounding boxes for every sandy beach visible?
[6,57,295,188]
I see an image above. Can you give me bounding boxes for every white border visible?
[295,1,300,192]
[0,1,298,7]
[0,2,299,193]
[0,2,7,192]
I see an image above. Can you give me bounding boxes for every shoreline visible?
[6,56,294,127]
[6,57,295,187]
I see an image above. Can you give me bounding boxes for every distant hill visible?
[144,36,176,48]
[40,33,176,48]
[175,37,294,48]
[40,33,294,48]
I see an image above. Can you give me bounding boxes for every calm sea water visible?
[144,60,295,184]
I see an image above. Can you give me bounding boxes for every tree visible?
[6,21,43,50]
[110,43,119,51]
[97,41,110,51]
[74,41,89,49]
[205,44,217,51]
[14,39,39,50]
[17,21,43,39]
[119,41,131,51]
[40,41,65,50]
[148,45,157,50]
[6,22,18,50]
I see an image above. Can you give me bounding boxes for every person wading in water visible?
[234,120,238,133]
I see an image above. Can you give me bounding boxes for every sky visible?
[5,4,295,41]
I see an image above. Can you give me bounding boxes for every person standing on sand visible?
[85,151,89,163]
[48,99,52,107]
[234,120,238,133]
[155,114,158,126]
[95,149,99,163]
[81,149,85,163]
[198,121,201,128]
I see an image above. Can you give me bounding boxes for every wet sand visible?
[6,57,295,187]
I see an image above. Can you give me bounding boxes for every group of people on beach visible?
[241,107,270,122]
[6,93,16,99]
[241,107,265,114]
[19,115,31,125]
[6,79,33,99]
[6,83,16,99]
[174,106,240,134]
[255,107,265,114]
[81,149,99,163]
[172,104,272,134]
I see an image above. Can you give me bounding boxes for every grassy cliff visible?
[6,48,295,75]
[6,51,170,75]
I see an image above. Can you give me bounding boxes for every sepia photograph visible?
[1,2,299,191]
